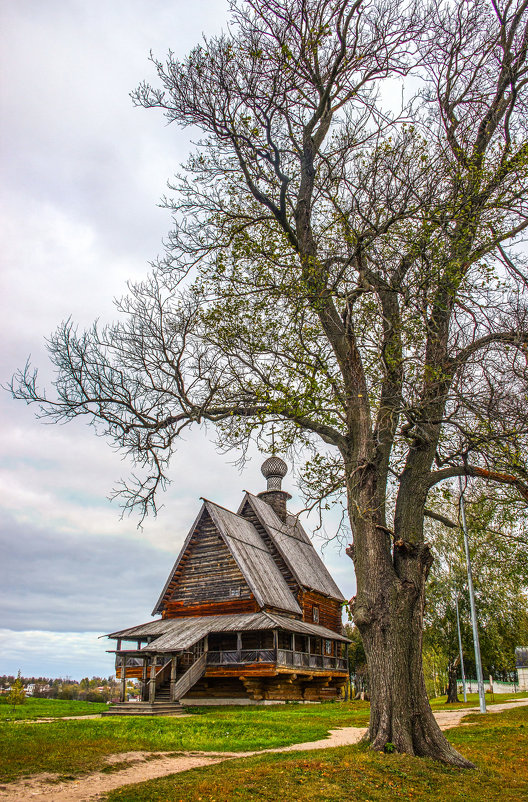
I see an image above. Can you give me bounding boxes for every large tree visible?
[12,0,528,765]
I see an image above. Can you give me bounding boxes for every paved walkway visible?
[1,699,527,802]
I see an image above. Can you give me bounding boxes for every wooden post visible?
[149,658,157,703]
[273,629,278,661]
[170,656,178,703]
[237,631,242,659]
[120,662,126,703]
[141,657,149,702]
[307,636,311,654]
[292,633,296,653]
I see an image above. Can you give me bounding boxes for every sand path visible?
[1,698,526,802]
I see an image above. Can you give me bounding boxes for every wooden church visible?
[105,457,349,713]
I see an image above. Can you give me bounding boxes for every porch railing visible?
[206,649,347,671]
[207,649,275,664]
[277,649,347,671]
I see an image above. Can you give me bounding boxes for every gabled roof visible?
[152,500,301,616]
[239,493,346,602]
[107,611,351,651]
[205,501,301,614]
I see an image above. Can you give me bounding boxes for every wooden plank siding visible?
[119,667,144,680]
[301,590,343,634]
[164,512,254,615]
[206,663,278,678]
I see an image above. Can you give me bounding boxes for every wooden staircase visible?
[171,652,207,701]
[102,653,207,716]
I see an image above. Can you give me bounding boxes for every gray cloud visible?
[0,630,118,680]
[0,511,171,632]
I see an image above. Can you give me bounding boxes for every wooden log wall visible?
[184,676,249,699]
[162,511,255,616]
[206,663,277,678]
[119,667,144,680]
[163,598,259,618]
[188,673,346,702]
[300,590,343,634]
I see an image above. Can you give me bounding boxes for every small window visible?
[229,586,241,597]
[312,605,320,623]
[324,639,332,655]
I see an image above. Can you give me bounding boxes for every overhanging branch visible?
[427,465,528,502]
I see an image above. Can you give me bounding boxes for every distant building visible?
[516,647,528,691]
[104,457,349,714]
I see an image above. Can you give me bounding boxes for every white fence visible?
[458,678,520,694]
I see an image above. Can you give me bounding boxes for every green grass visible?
[2,696,526,796]
[0,701,370,782]
[104,706,528,802]
[429,691,528,710]
[0,696,109,720]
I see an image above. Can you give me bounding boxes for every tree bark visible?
[446,659,460,704]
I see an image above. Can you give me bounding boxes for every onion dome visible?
[261,456,288,491]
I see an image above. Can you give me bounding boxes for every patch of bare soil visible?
[0,756,226,801]
[1,699,526,801]
[265,725,366,752]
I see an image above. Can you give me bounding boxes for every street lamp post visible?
[455,592,467,702]
[459,476,486,713]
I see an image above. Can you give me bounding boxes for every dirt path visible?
[2,699,527,802]
[13,715,104,724]
[431,698,528,730]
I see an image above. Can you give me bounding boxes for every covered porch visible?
[109,611,350,705]
[206,629,347,672]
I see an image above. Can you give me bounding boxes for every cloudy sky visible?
[0,0,355,681]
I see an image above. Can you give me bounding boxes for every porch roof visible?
[107,612,350,652]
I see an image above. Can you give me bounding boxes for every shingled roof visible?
[239,492,346,602]
[107,611,351,650]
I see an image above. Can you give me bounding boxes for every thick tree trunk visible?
[352,567,472,766]
[348,477,474,767]
[446,659,460,704]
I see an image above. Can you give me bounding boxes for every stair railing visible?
[171,651,207,701]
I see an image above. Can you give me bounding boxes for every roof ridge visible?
[205,500,302,615]
[242,492,310,543]
[201,497,250,519]
[241,492,346,602]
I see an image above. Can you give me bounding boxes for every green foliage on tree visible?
[7,671,25,713]
[344,623,369,696]
[424,488,528,689]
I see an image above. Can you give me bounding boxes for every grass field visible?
[0,700,370,782]
[1,695,527,799]
[104,706,528,802]
[0,696,109,720]
[429,691,528,710]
